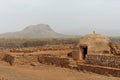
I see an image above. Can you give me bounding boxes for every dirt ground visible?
[0,61,119,80]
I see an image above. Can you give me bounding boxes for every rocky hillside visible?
[0,24,78,38]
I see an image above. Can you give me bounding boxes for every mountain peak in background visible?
[0,24,79,38]
[23,24,52,32]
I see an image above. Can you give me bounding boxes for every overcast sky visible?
[0,0,120,36]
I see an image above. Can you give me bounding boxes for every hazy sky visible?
[0,0,120,36]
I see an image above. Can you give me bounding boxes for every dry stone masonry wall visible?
[85,54,120,68]
[38,54,71,68]
[77,64,120,77]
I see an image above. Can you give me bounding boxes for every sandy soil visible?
[0,61,119,80]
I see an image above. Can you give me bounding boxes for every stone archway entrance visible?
[80,45,88,60]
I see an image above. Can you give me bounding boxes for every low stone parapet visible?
[3,53,39,65]
[77,64,120,77]
[86,54,120,68]
[3,53,71,67]
[38,54,71,68]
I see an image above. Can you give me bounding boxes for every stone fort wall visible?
[85,54,120,68]
[77,64,120,77]
[3,53,120,77]
[3,53,71,68]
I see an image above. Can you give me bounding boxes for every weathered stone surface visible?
[110,43,120,55]
[77,64,120,77]
[3,53,71,68]
[78,33,111,54]
[8,45,73,53]
[86,54,120,68]
[3,53,39,65]
[38,54,71,68]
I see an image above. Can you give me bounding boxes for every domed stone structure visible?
[78,33,111,54]
[72,32,112,60]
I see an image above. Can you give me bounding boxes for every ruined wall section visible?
[77,64,120,77]
[3,53,72,68]
[4,54,39,65]
[7,45,73,53]
[85,54,120,68]
[38,54,71,68]
[3,53,120,77]
[3,54,15,65]
[110,43,120,55]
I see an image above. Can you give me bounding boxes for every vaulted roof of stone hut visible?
[78,33,111,45]
[77,33,111,54]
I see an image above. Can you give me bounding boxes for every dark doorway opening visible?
[81,46,88,60]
